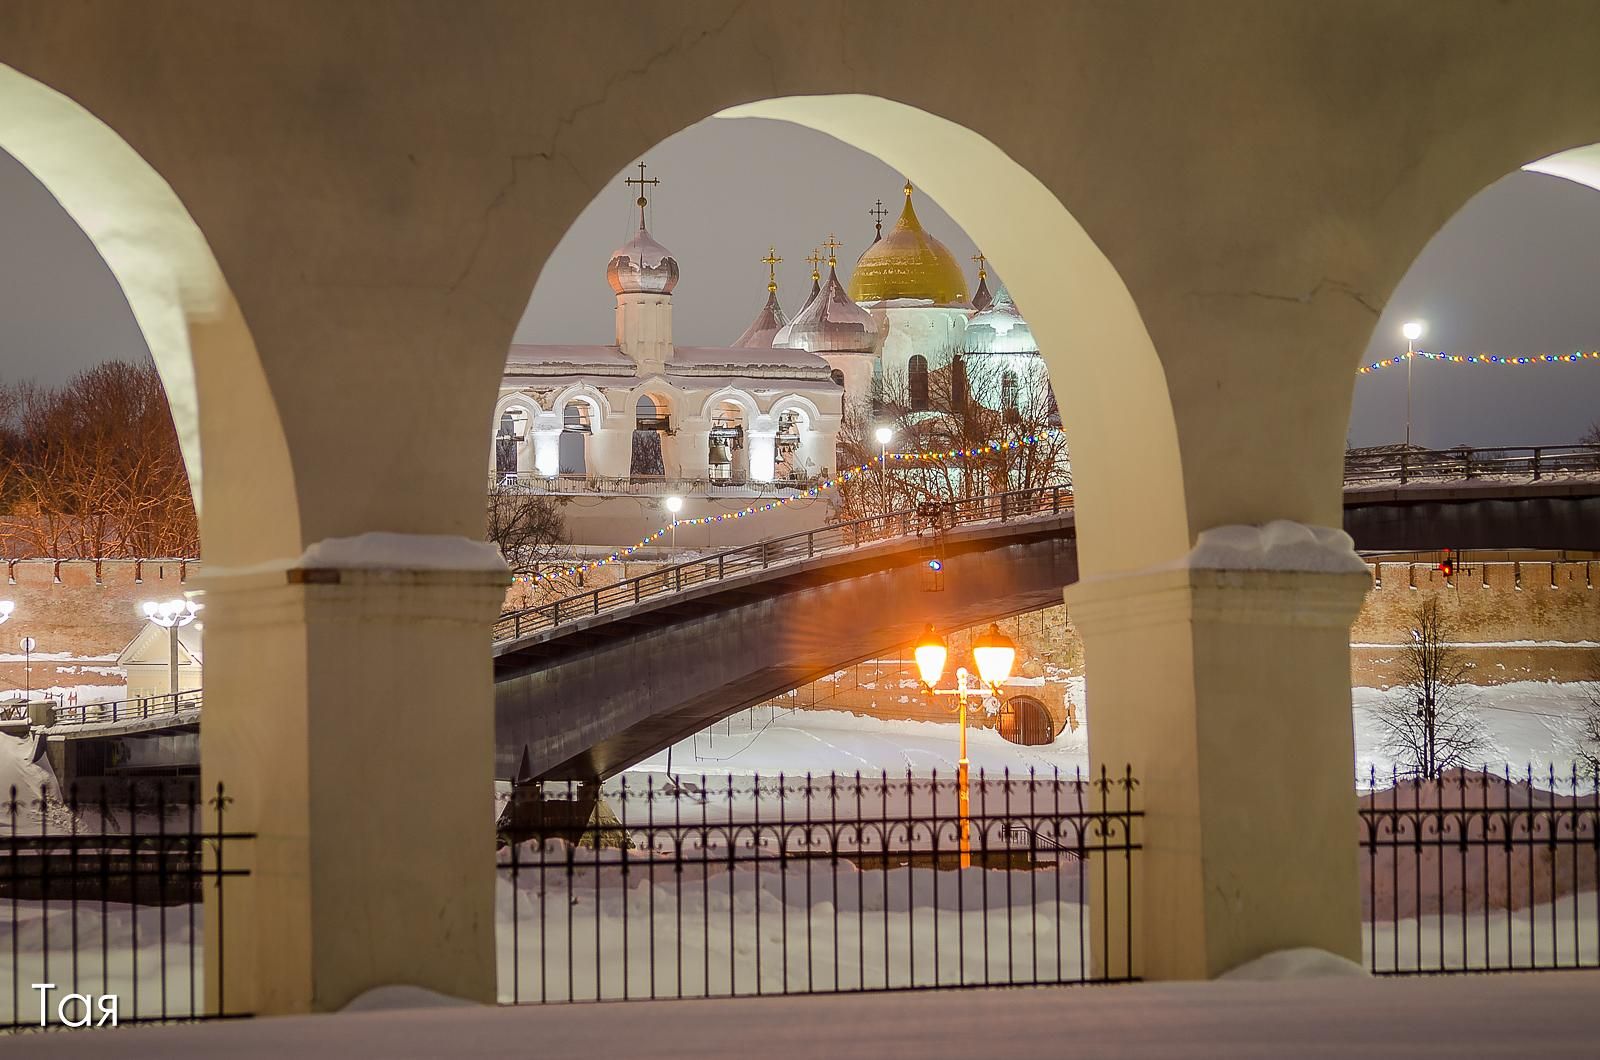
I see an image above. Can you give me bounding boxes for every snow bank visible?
[342,986,478,1012]
[300,532,508,572]
[1220,947,1367,980]
[1184,520,1369,574]
[0,732,62,821]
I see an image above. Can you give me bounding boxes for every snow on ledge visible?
[1182,520,1368,575]
[300,532,508,573]
[1219,947,1369,981]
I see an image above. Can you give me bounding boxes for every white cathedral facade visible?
[492,176,1046,494]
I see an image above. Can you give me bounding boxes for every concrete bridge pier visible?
[200,561,509,1014]
[1067,565,1372,979]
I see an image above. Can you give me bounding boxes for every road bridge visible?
[494,446,1600,781]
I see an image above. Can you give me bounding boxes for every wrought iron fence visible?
[495,484,1075,642]
[1360,765,1599,975]
[496,766,1139,1003]
[2,780,251,1030]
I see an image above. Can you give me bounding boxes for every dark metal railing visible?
[2,780,252,1029]
[1344,444,1600,486]
[496,766,1140,1003]
[44,690,202,730]
[495,484,1074,642]
[1360,765,1599,976]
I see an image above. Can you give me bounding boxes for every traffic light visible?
[1438,549,1454,579]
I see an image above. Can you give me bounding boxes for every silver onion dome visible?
[963,285,1038,355]
[778,265,877,354]
[606,222,680,295]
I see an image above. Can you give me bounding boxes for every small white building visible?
[116,623,201,700]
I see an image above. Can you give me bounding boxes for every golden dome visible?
[847,183,968,306]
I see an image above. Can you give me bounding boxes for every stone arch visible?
[549,383,612,423]
[716,96,1184,575]
[698,385,761,423]
[0,63,297,569]
[768,393,825,425]
[1352,136,1600,439]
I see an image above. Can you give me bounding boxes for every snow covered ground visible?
[5,879,1591,1020]
[627,679,1597,784]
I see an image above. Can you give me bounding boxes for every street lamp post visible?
[1402,320,1426,448]
[141,599,201,698]
[914,622,1017,868]
[665,495,684,551]
[19,636,34,700]
[874,425,894,518]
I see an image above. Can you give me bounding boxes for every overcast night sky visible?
[3,117,1597,448]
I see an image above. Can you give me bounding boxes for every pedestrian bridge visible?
[494,444,1600,781]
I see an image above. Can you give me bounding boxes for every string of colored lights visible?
[522,435,1062,584]
[520,349,1600,585]
[1357,350,1600,374]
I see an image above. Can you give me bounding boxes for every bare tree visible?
[832,355,1069,522]
[0,361,198,559]
[1569,653,1600,781]
[1372,597,1490,778]
[486,481,566,577]
[1581,421,1600,446]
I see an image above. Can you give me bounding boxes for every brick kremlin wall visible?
[0,559,195,699]
[3,557,1593,704]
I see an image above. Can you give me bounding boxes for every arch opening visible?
[0,62,298,569]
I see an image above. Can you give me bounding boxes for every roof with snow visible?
[733,289,789,348]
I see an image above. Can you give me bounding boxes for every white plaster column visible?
[588,414,633,478]
[200,539,510,1013]
[746,414,778,483]
[674,416,711,481]
[529,411,562,478]
[1065,556,1372,981]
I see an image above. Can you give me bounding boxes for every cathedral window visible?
[908,355,930,411]
[1001,370,1020,421]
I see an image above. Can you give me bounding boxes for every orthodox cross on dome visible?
[624,161,660,228]
[806,247,823,282]
[821,234,843,268]
[869,198,888,242]
[762,246,782,293]
[972,251,988,280]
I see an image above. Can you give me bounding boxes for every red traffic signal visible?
[1438,549,1454,578]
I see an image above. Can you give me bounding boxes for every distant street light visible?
[874,426,894,517]
[665,495,684,550]
[914,622,1018,867]
[1402,320,1426,448]
[142,599,201,698]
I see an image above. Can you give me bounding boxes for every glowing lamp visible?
[928,558,943,572]
[1402,320,1425,342]
[913,624,947,688]
[664,495,684,515]
[971,623,1017,689]
[874,426,894,445]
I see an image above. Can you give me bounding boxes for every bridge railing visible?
[494,483,1075,643]
[1344,444,1600,486]
[44,688,203,729]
